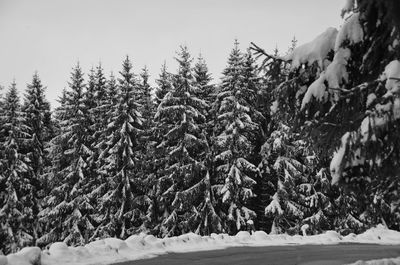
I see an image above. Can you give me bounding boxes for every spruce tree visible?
[213,41,259,234]
[88,72,120,240]
[97,56,142,238]
[261,125,307,234]
[0,82,33,253]
[154,46,217,236]
[85,64,108,209]
[39,64,95,245]
[22,73,52,244]
[155,62,173,105]
[252,0,400,232]
[193,54,215,109]
[133,66,157,233]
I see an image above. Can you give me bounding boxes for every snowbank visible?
[2,225,400,265]
[347,256,400,265]
[4,247,41,265]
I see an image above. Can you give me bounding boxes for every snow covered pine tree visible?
[96,56,143,238]
[39,64,95,245]
[213,41,259,234]
[0,82,33,253]
[252,0,400,232]
[154,46,218,236]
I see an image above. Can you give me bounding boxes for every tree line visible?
[1,0,399,254]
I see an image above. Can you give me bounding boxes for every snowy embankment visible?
[347,256,400,265]
[1,225,400,265]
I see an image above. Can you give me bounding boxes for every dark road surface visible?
[114,244,400,265]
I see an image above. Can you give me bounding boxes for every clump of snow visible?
[380,60,400,93]
[265,192,283,215]
[366,93,377,107]
[0,255,7,265]
[344,224,400,244]
[235,231,251,242]
[390,39,399,51]
[4,225,400,265]
[341,0,355,17]
[300,48,351,109]
[5,247,41,265]
[252,231,269,241]
[335,12,364,51]
[325,48,351,88]
[330,132,350,184]
[301,73,327,109]
[301,224,310,236]
[285,27,338,70]
[270,100,279,114]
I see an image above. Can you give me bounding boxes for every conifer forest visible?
[1,0,400,255]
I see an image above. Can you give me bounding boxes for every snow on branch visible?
[285,27,338,70]
[335,12,363,51]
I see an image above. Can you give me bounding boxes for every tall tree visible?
[0,82,33,253]
[132,66,158,233]
[97,56,143,238]
[155,62,173,105]
[22,73,52,244]
[193,54,215,108]
[39,64,95,246]
[251,0,400,232]
[261,125,306,234]
[154,46,217,236]
[213,41,259,234]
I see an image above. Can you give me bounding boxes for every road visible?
[114,244,400,265]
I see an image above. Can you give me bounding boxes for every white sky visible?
[0,0,344,107]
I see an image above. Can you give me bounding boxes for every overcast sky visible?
[0,0,345,107]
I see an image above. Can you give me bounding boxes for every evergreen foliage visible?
[155,62,173,105]
[154,46,215,236]
[213,41,259,234]
[22,73,53,245]
[2,1,400,252]
[96,56,143,238]
[0,83,33,253]
[39,64,95,246]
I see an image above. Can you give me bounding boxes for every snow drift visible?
[1,225,400,265]
[347,256,400,265]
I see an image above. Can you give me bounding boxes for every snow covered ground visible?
[1,225,400,265]
[347,256,400,265]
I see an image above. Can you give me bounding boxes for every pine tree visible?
[133,66,157,233]
[286,36,297,56]
[97,56,142,238]
[193,54,215,109]
[39,64,95,246]
[87,64,108,167]
[329,0,400,230]
[155,62,173,105]
[86,72,120,240]
[105,73,119,112]
[213,41,259,234]
[154,46,217,236]
[138,66,155,130]
[0,82,33,253]
[251,0,400,232]
[22,73,52,245]
[85,67,107,188]
[261,125,307,234]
